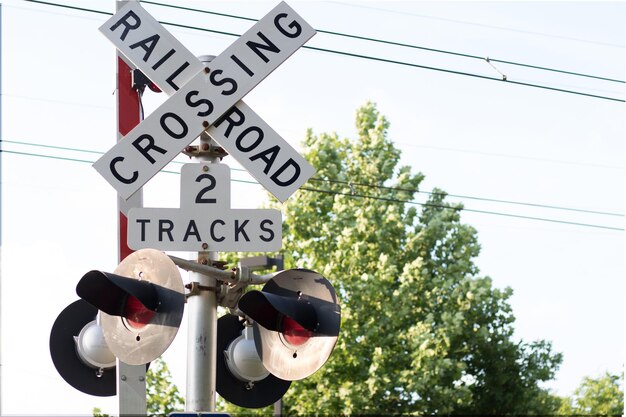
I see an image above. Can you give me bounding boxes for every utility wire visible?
[308,177,624,217]
[21,0,626,103]
[328,0,626,50]
[139,0,625,84]
[23,0,111,16]
[0,149,257,184]
[3,139,623,218]
[1,146,623,232]
[300,186,624,232]
[305,45,625,102]
[4,85,624,170]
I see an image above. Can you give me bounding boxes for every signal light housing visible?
[238,268,341,381]
[49,299,116,397]
[216,314,291,408]
[75,249,185,365]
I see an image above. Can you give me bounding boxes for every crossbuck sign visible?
[94,1,316,202]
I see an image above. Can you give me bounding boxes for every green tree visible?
[268,102,562,415]
[110,103,565,416]
[559,371,624,415]
[145,357,185,416]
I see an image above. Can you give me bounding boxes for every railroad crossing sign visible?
[93,1,316,202]
[127,163,282,252]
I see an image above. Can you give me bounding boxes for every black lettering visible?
[249,145,280,174]
[136,219,151,241]
[152,48,175,70]
[210,220,226,242]
[230,54,254,77]
[274,13,302,38]
[235,220,250,242]
[166,61,190,91]
[195,174,217,204]
[185,90,213,117]
[129,34,160,62]
[236,127,264,152]
[160,112,188,139]
[110,156,138,184]
[209,70,237,96]
[213,106,244,138]
[183,220,201,242]
[270,158,301,187]
[158,220,174,242]
[132,134,167,164]
[109,10,141,41]
[259,219,274,242]
[246,32,280,63]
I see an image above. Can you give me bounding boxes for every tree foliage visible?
[271,102,562,415]
[145,357,185,416]
[95,104,622,416]
[558,371,624,415]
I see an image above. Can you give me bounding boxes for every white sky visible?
[1,0,624,415]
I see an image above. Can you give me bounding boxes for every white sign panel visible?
[129,208,281,252]
[179,163,231,210]
[100,2,204,95]
[208,102,316,202]
[128,163,282,251]
[94,1,316,200]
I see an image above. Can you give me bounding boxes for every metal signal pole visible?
[115,1,146,415]
[237,255,285,416]
[0,6,3,414]
[185,55,220,413]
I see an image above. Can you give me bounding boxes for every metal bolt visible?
[202,243,209,250]
[202,165,209,172]
[121,375,127,381]
[202,121,210,128]
[139,376,145,382]
[201,259,208,265]
[201,143,210,151]
[204,67,210,74]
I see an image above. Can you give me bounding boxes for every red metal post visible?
[116,24,147,416]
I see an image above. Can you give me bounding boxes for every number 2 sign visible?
[128,163,282,252]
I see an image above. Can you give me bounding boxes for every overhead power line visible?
[4,91,623,171]
[1,144,623,232]
[3,139,623,219]
[139,0,625,84]
[304,46,624,102]
[300,186,624,232]
[0,149,256,184]
[309,177,624,218]
[328,0,626,50]
[22,0,625,103]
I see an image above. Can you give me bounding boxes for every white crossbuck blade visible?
[94,1,316,202]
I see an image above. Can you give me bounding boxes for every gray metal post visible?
[0,5,3,415]
[239,256,285,417]
[118,362,147,416]
[185,132,218,412]
[273,255,284,417]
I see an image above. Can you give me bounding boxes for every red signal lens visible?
[124,295,155,329]
[281,316,312,346]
